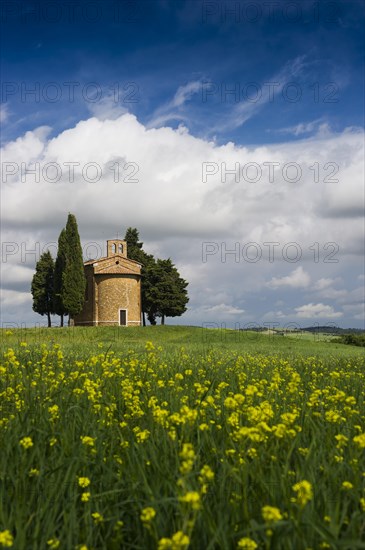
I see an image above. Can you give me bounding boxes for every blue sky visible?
[2,0,364,144]
[1,0,364,328]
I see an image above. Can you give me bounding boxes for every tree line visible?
[31,218,189,327]
[124,227,189,326]
[31,213,86,327]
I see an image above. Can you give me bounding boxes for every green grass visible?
[0,326,364,549]
[1,325,363,360]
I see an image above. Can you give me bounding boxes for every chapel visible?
[73,239,142,326]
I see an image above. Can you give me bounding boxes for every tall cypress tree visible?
[62,213,86,322]
[31,250,55,327]
[125,227,144,263]
[53,228,68,327]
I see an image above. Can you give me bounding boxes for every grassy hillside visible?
[1,325,364,360]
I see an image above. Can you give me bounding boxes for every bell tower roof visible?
[107,239,127,258]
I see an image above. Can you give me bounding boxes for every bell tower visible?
[107,239,127,258]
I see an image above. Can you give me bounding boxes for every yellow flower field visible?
[0,330,364,549]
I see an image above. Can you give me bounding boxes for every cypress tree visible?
[31,250,55,327]
[125,227,144,263]
[62,213,86,322]
[53,228,68,327]
[143,255,158,325]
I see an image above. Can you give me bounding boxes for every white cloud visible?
[274,118,325,136]
[1,264,35,291]
[267,267,310,289]
[212,55,307,132]
[294,303,343,319]
[148,80,203,127]
[1,113,364,326]
[87,94,129,120]
[262,310,286,320]
[314,288,348,300]
[200,304,245,315]
[313,277,336,290]
[0,104,9,123]
[0,289,32,309]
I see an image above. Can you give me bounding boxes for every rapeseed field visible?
[0,327,364,549]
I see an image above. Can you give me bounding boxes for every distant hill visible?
[302,326,364,334]
[240,326,364,334]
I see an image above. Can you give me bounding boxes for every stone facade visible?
[73,239,142,326]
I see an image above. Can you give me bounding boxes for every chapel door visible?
[119,309,127,326]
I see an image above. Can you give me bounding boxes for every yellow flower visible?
[49,437,57,447]
[325,410,342,423]
[179,443,195,474]
[140,507,156,523]
[199,465,214,483]
[48,405,59,420]
[135,429,150,443]
[115,520,124,529]
[91,512,104,524]
[78,477,91,488]
[80,436,95,447]
[224,397,238,409]
[81,492,91,502]
[360,498,365,512]
[262,505,283,523]
[28,468,40,477]
[341,481,353,490]
[19,437,33,449]
[335,434,348,448]
[291,480,313,507]
[237,538,258,549]
[199,423,209,431]
[171,531,190,548]
[158,530,190,549]
[272,424,287,438]
[145,341,155,351]
[0,530,14,547]
[248,448,257,459]
[158,538,172,549]
[47,539,60,549]
[353,433,365,448]
[179,491,201,510]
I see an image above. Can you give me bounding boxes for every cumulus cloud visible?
[1,112,364,326]
[294,303,343,319]
[1,264,35,291]
[267,267,311,289]
[200,304,245,315]
[313,277,337,290]
[1,289,32,309]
